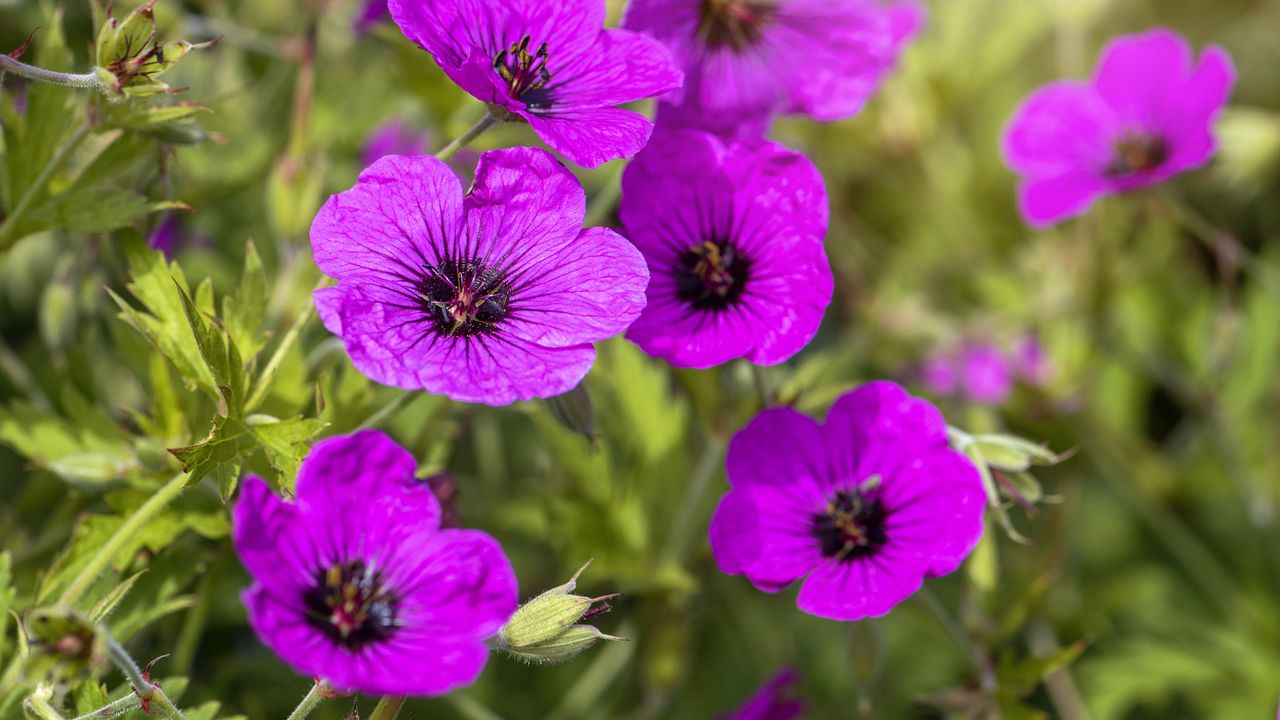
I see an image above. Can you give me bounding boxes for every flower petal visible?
[1017,171,1105,228]
[526,106,654,168]
[544,28,682,109]
[822,381,948,486]
[795,551,928,621]
[232,477,316,592]
[709,487,824,592]
[1093,28,1192,130]
[878,448,986,577]
[310,155,464,286]
[390,528,519,640]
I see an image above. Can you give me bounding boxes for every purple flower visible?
[718,668,804,720]
[354,0,390,36]
[624,0,922,138]
[361,119,431,167]
[1002,28,1235,227]
[233,430,518,695]
[1012,334,1053,387]
[620,129,831,368]
[959,343,1013,406]
[387,0,682,168]
[310,147,648,405]
[709,382,986,621]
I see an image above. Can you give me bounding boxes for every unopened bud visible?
[490,561,626,665]
[93,1,215,99]
[22,609,109,690]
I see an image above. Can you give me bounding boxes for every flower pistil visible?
[813,480,889,561]
[418,259,512,337]
[302,560,399,650]
[676,240,749,310]
[495,35,553,109]
[1107,132,1170,177]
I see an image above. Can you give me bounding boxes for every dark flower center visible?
[675,240,750,311]
[697,0,777,51]
[302,560,398,650]
[1106,132,1169,177]
[494,35,553,110]
[812,487,888,561]
[417,258,511,337]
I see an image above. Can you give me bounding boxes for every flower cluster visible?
[920,334,1053,406]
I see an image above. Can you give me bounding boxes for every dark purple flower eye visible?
[708,382,986,621]
[625,0,924,138]
[388,0,682,167]
[1002,28,1235,227]
[309,147,649,405]
[232,431,518,695]
[620,129,831,369]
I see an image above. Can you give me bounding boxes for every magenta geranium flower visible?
[387,0,682,168]
[709,382,986,621]
[619,129,831,368]
[624,0,923,138]
[1003,28,1235,227]
[310,147,648,405]
[361,118,430,167]
[718,668,804,720]
[233,430,518,695]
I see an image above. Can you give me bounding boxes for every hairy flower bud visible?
[22,609,109,693]
[489,561,625,664]
[93,1,215,99]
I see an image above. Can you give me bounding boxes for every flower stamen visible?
[418,258,512,337]
[812,488,888,561]
[302,560,398,650]
[697,0,777,51]
[494,35,553,109]
[675,239,749,311]
[1107,132,1169,177]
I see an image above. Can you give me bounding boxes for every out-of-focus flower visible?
[620,129,831,368]
[353,0,390,36]
[387,0,682,168]
[708,382,985,621]
[718,668,805,720]
[960,343,1014,406]
[232,430,518,695]
[1002,28,1235,227]
[1012,333,1053,387]
[919,335,1052,406]
[360,118,431,167]
[310,147,648,405]
[624,0,923,138]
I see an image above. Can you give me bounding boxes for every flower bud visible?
[94,1,215,99]
[967,433,1066,474]
[22,609,109,692]
[490,561,625,665]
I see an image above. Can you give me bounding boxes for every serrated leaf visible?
[246,416,327,487]
[25,187,186,235]
[170,415,254,498]
[177,281,248,417]
[109,234,220,399]
[222,240,267,361]
[0,401,137,485]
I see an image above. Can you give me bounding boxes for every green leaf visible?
[87,570,147,624]
[25,186,186,234]
[0,401,137,485]
[108,234,220,399]
[0,553,14,661]
[222,239,268,361]
[245,416,328,488]
[178,281,248,417]
[170,415,254,498]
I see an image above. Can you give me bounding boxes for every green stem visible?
[23,696,65,720]
[56,472,187,607]
[435,113,497,161]
[0,125,91,249]
[245,289,321,412]
[356,392,416,431]
[446,694,506,720]
[284,682,328,720]
[659,436,725,565]
[70,694,142,720]
[368,696,407,720]
[105,638,186,720]
[0,55,102,90]
[917,586,995,692]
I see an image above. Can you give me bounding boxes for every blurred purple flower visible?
[387,0,682,168]
[1012,334,1053,387]
[620,129,831,368]
[147,213,182,257]
[960,343,1013,406]
[361,118,431,167]
[1002,28,1235,227]
[310,147,648,405]
[624,0,923,138]
[232,430,518,695]
[708,382,986,621]
[718,668,804,720]
[353,0,390,36]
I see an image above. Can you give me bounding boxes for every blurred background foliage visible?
[2,0,1280,718]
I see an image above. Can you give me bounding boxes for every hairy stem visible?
[284,682,328,720]
[105,639,186,720]
[0,55,102,90]
[368,696,407,720]
[70,694,143,720]
[435,113,497,161]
